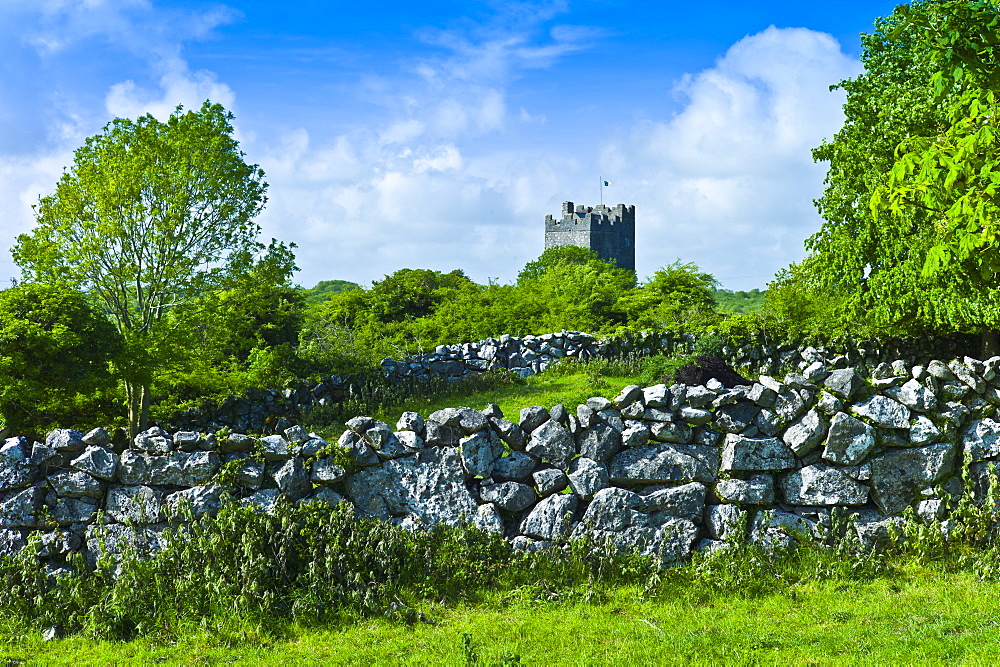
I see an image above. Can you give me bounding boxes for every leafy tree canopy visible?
[303,280,361,304]
[0,283,123,435]
[801,0,1000,347]
[617,261,716,329]
[12,101,268,433]
[872,0,1000,278]
[517,245,606,283]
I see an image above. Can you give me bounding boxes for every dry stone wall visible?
[5,346,1000,570]
[169,329,980,434]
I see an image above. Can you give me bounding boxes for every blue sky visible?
[0,0,904,290]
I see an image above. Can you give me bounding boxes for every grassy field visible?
[7,564,1000,664]
[305,357,658,436]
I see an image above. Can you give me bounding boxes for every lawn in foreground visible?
[8,566,1000,665]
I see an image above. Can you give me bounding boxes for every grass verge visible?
[7,565,1000,664]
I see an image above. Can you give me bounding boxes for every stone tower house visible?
[544,201,635,272]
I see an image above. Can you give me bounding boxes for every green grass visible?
[303,357,653,436]
[370,370,641,424]
[9,565,1000,664]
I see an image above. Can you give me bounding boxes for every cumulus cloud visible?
[0,0,240,282]
[0,5,862,294]
[601,26,862,287]
[256,25,860,290]
[105,56,237,120]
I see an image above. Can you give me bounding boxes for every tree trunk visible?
[140,384,150,433]
[983,327,1000,359]
[125,380,139,440]
[124,380,150,438]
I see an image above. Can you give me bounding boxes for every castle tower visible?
[544,201,635,272]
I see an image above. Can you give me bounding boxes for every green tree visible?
[805,0,1000,351]
[515,251,636,332]
[12,102,267,434]
[871,1,1000,279]
[0,283,123,435]
[154,240,306,403]
[711,287,766,314]
[303,279,361,304]
[517,245,606,283]
[616,261,717,329]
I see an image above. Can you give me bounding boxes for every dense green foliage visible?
[874,0,1000,279]
[298,250,723,371]
[12,102,268,434]
[302,279,361,304]
[774,0,1000,350]
[711,287,765,314]
[152,239,307,407]
[0,283,123,435]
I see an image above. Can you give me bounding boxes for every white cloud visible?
[105,56,237,120]
[601,26,862,287]
[0,4,863,296]
[0,0,240,282]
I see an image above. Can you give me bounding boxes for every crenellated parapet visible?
[544,201,635,271]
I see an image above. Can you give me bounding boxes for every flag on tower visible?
[603,180,611,186]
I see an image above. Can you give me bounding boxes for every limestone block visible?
[962,419,1000,462]
[474,503,504,533]
[0,486,45,528]
[609,443,714,485]
[822,412,876,466]
[713,401,760,434]
[346,447,477,527]
[716,475,775,505]
[519,406,550,433]
[566,457,609,500]
[525,420,575,470]
[479,481,536,512]
[490,418,526,451]
[70,445,117,481]
[45,429,85,453]
[649,421,692,444]
[491,451,537,481]
[896,379,938,413]
[720,435,796,472]
[824,369,863,401]
[909,416,941,446]
[642,384,670,408]
[852,395,910,430]
[781,464,869,505]
[273,458,311,500]
[47,470,103,499]
[459,430,502,478]
[870,442,957,514]
[576,422,622,462]
[704,504,746,540]
[164,483,228,520]
[634,481,706,520]
[782,408,829,456]
[106,485,162,524]
[532,468,568,496]
[621,422,651,449]
[310,458,347,484]
[519,493,578,540]
[133,427,172,454]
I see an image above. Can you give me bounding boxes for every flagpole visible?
[600,176,603,206]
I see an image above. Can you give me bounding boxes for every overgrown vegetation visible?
[6,234,766,435]
[1,456,999,659]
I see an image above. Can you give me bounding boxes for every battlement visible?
[544,201,635,271]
